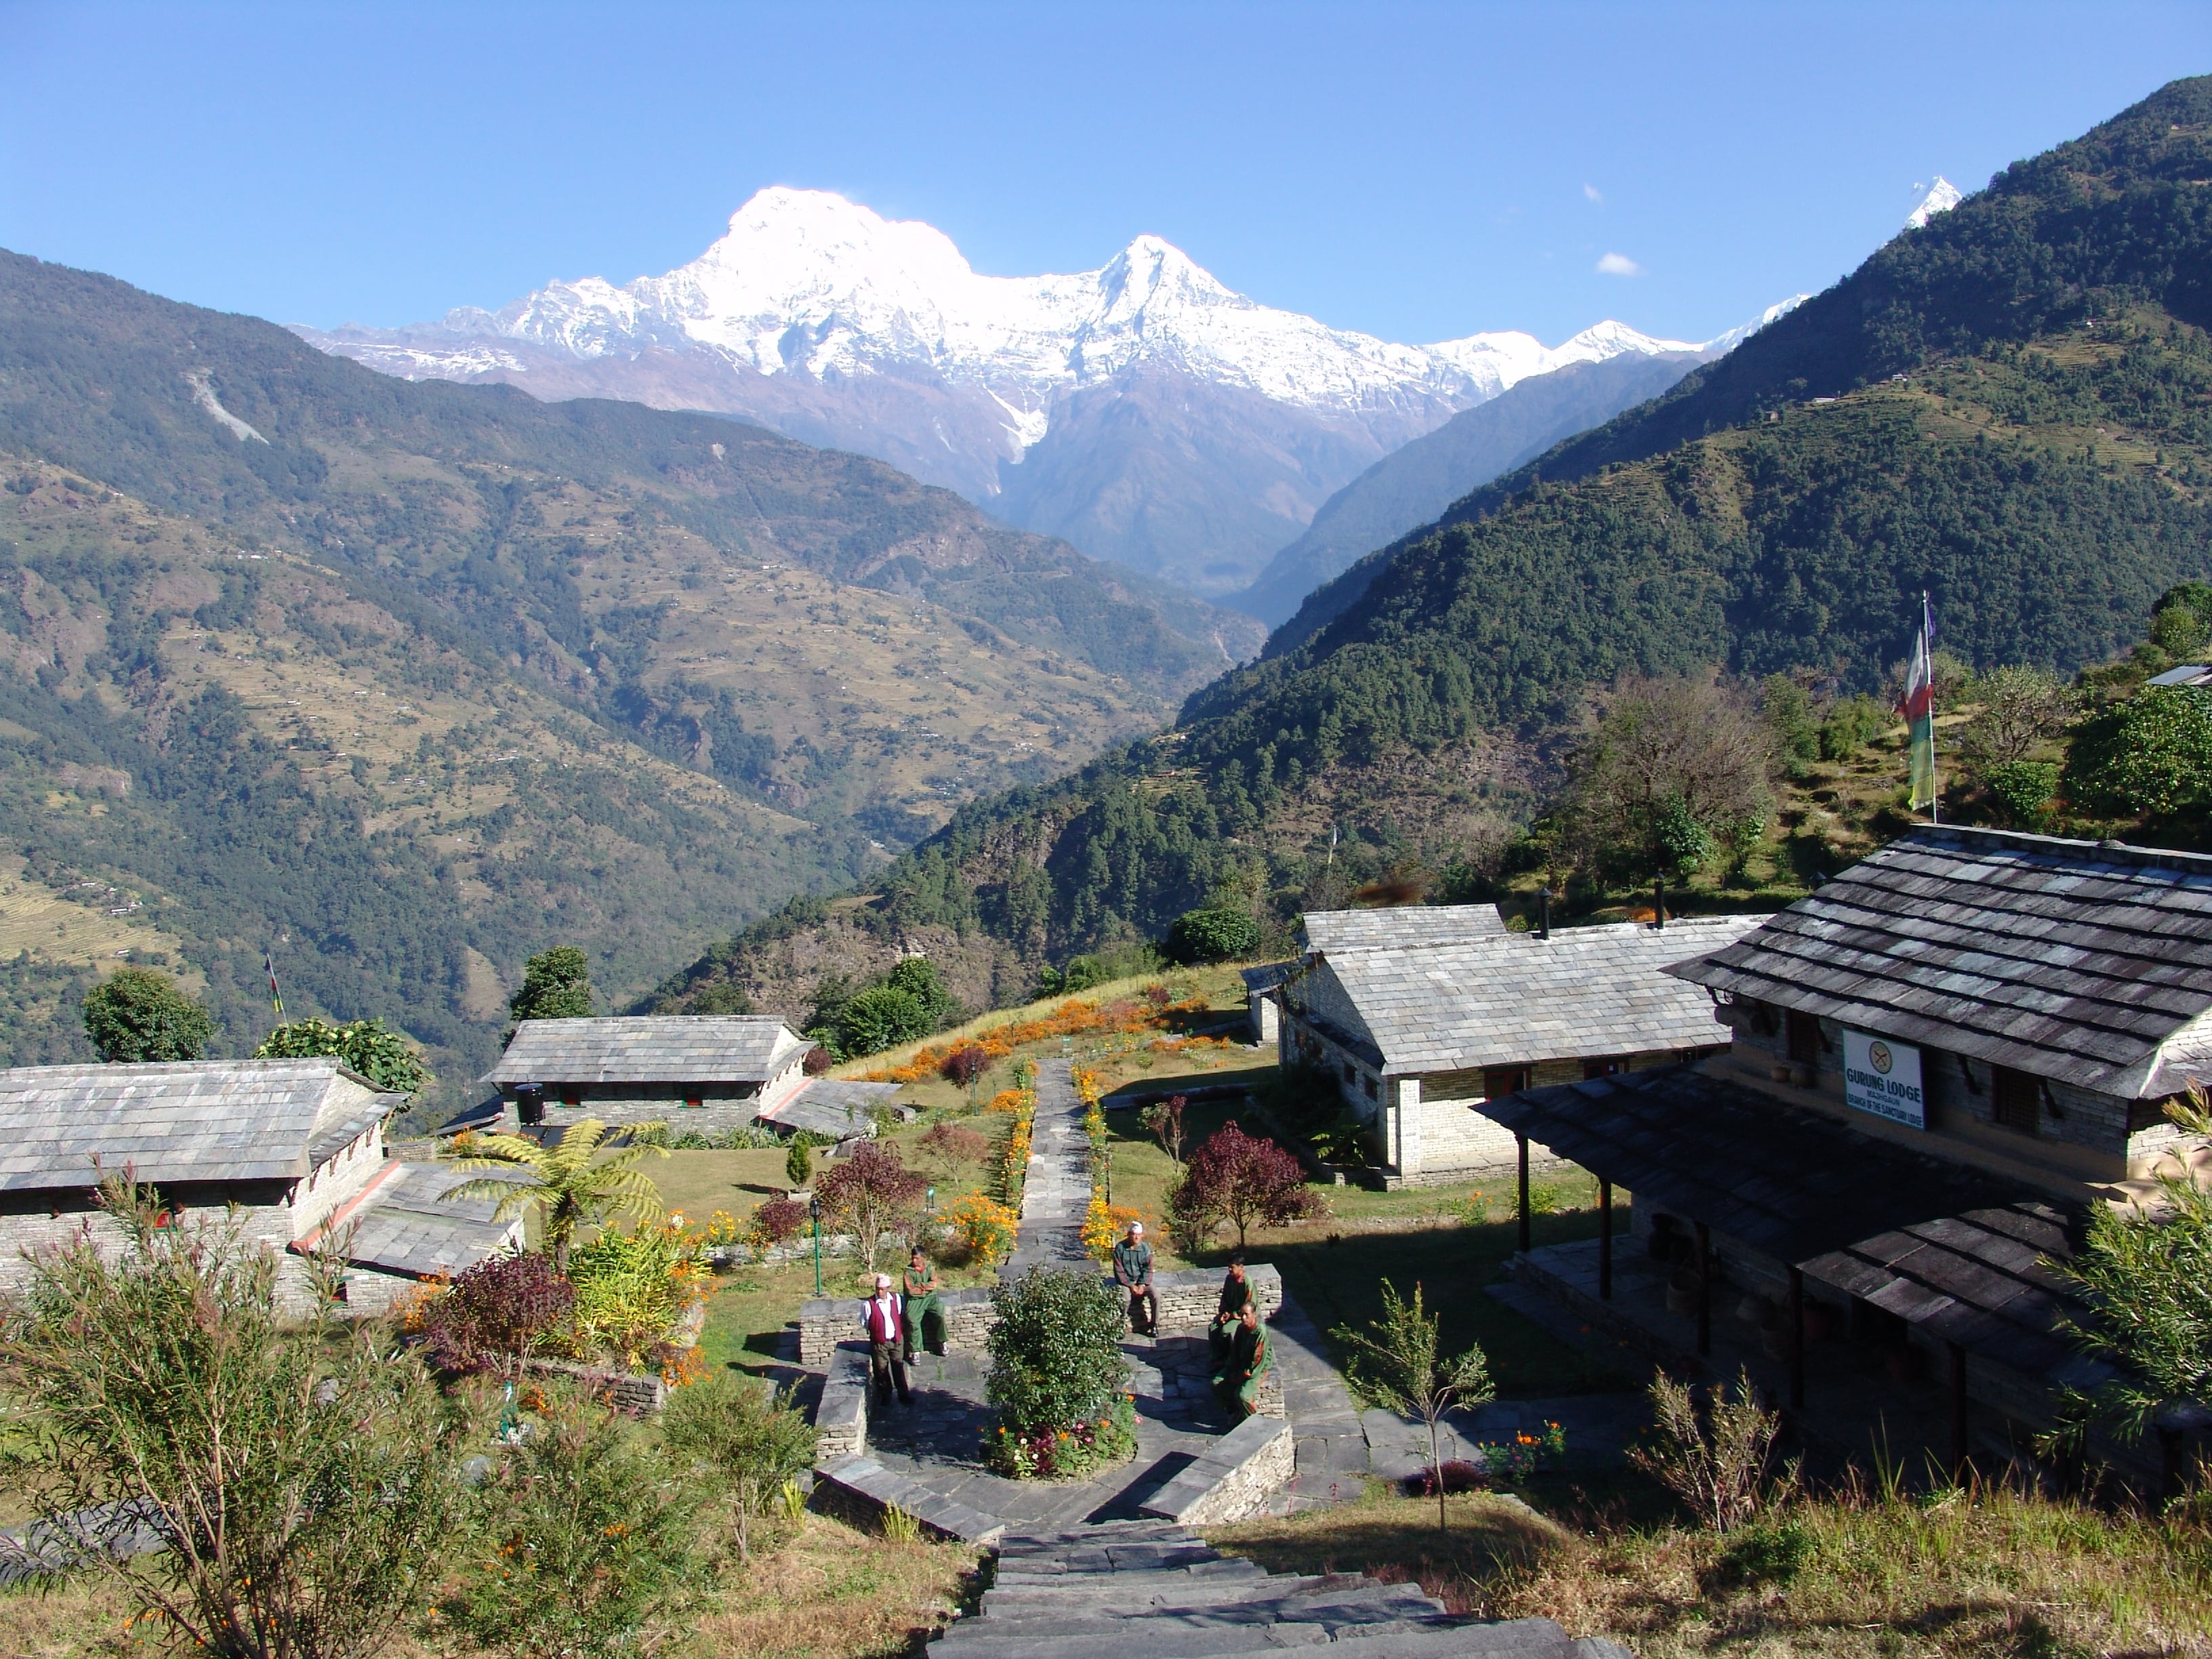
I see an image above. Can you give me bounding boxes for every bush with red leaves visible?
[420,1252,575,1376]
[802,1045,835,1076]
[815,1140,930,1267]
[1167,1122,1326,1251]
[748,1196,807,1248]
[940,1044,993,1088]
[920,1122,991,1164]
[1403,1458,1489,1497]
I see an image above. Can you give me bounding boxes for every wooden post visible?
[1598,1180,1614,1300]
[1788,1267,1805,1409]
[1517,1132,1531,1254]
[1654,875,1666,930]
[1949,1341,1970,1484]
[1694,1221,1712,1357]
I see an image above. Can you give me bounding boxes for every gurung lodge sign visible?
[1843,1030,1925,1130]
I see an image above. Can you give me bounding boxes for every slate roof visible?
[1310,916,1765,1076]
[758,1078,901,1140]
[1666,826,2212,1099]
[0,1061,392,1191]
[1301,904,1507,955]
[1239,962,1295,994]
[2146,664,2212,687]
[342,1162,524,1280]
[482,1017,808,1086]
[1478,1065,2105,1385]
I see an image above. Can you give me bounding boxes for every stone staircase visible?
[931,1519,1630,1659]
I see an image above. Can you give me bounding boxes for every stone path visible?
[1004,1059,1093,1277]
[930,1519,1629,1659]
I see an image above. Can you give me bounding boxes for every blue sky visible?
[3,2,2207,348]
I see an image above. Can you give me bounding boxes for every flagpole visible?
[265,951,285,1020]
[1923,592,1940,825]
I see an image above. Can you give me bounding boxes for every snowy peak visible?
[1906,177,1964,229]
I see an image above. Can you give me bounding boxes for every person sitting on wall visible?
[1113,1220,1156,1338]
[901,1245,944,1362]
[1211,1300,1271,1421]
[1209,1257,1250,1364]
[861,1273,914,1406]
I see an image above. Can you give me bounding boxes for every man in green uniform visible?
[1112,1221,1156,1337]
[1211,1300,1271,1420]
[901,1246,944,1361]
[1209,1258,1250,1364]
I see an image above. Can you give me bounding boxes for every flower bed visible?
[1073,1065,1143,1258]
[985,1393,1139,1480]
[859,992,1210,1084]
[988,1086,1036,1206]
[983,1266,1133,1481]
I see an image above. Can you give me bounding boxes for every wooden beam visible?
[1695,1221,1711,1357]
[1597,1179,1614,1300]
[1517,1132,1531,1254]
[1950,1341,1970,1484]
[1788,1267,1805,1410]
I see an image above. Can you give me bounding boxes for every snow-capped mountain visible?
[299,188,1754,600]
[1906,177,1964,229]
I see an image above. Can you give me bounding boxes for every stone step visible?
[941,1618,1605,1659]
[978,1571,1356,1616]
[937,1598,1459,1659]
[965,1584,1448,1637]
[985,1561,1267,1600]
[994,1542,1237,1575]
[812,1453,1004,1545]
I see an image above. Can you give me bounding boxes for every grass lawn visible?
[1214,1479,2212,1657]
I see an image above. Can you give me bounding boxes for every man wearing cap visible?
[1112,1220,1156,1338]
[1208,1258,1250,1365]
[901,1245,944,1363]
[1211,1299,1271,1421]
[861,1273,914,1406]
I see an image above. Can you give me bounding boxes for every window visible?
[1583,1057,1629,1080]
[1992,1065,2040,1135]
[1362,1074,1378,1099]
[1786,1011,1823,1065]
[560,1086,581,1108]
[1482,1065,1532,1099]
[683,1095,703,1110]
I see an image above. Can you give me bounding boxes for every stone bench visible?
[797,1265,1283,1368]
[1137,1414,1295,1525]
[811,1453,1005,1544]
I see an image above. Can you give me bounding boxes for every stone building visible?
[483,1015,901,1141]
[1279,911,1761,1184]
[0,1059,518,1317]
[1481,826,2212,1486]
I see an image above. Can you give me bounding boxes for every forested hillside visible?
[655,75,2212,1023]
[0,253,1260,1094]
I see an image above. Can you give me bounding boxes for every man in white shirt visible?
[861,1273,914,1405]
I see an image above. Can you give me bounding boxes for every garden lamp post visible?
[810,1193,822,1295]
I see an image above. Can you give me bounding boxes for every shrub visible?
[2,1176,468,1656]
[1717,1516,1816,1586]
[509,943,593,1022]
[1333,1279,1494,1532]
[784,1137,814,1189]
[1168,906,1263,965]
[419,1251,575,1377]
[835,985,930,1057]
[1629,1366,1796,1531]
[561,1223,708,1374]
[1168,1123,1327,1250]
[1403,1458,1489,1497]
[814,1140,928,1271]
[947,1191,1019,1267]
[941,1043,992,1089]
[1983,758,2061,828]
[80,966,212,1063]
[660,1373,817,1561]
[2063,685,2212,819]
[986,1393,1139,1481]
[255,1015,431,1093]
[1818,694,1889,760]
[986,1267,1130,1443]
[746,1196,807,1252]
[920,1122,991,1165]
[441,1387,711,1659]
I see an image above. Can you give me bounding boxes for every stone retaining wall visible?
[797,1265,1284,1368]
[814,1341,872,1458]
[1137,1414,1295,1525]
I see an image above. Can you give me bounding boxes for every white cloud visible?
[1583,182,1603,204]
[1595,251,1643,277]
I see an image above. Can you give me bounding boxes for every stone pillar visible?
[1390,1076,1422,1180]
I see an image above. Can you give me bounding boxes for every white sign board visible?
[1843,1029,1925,1129]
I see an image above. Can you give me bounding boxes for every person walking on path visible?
[861,1273,914,1406]
[1211,1300,1271,1420]
[901,1246,944,1362]
[1208,1258,1250,1364]
[1113,1221,1156,1337]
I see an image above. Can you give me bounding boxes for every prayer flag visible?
[1898,595,1938,816]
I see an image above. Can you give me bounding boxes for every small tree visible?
[1331,1279,1494,1532]
[920,1121,991,1167]
[441,1386,710,1659]
[81,967,213,1063]
[439,1118,667,1273]
[1961,663,2075,767]
[660,1373,817,1561]
[1,1176,468,1657]
[1629,1367,1793,1530]
[835,985,930,1057]
[815,1140,929,1271]
[253,1016,430,1094]
[419,1251,575,1379]
[1168,907,1262,965]
[885,956,957,1026]
[942,1042,992,1103]
[1140,1095,1187,1166]
[986,1266,1129,1436]
[508,944,594,1024]
[784,1136,815,1191]
[1169,1123,1326,1250]
[2064,685,2212,819]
